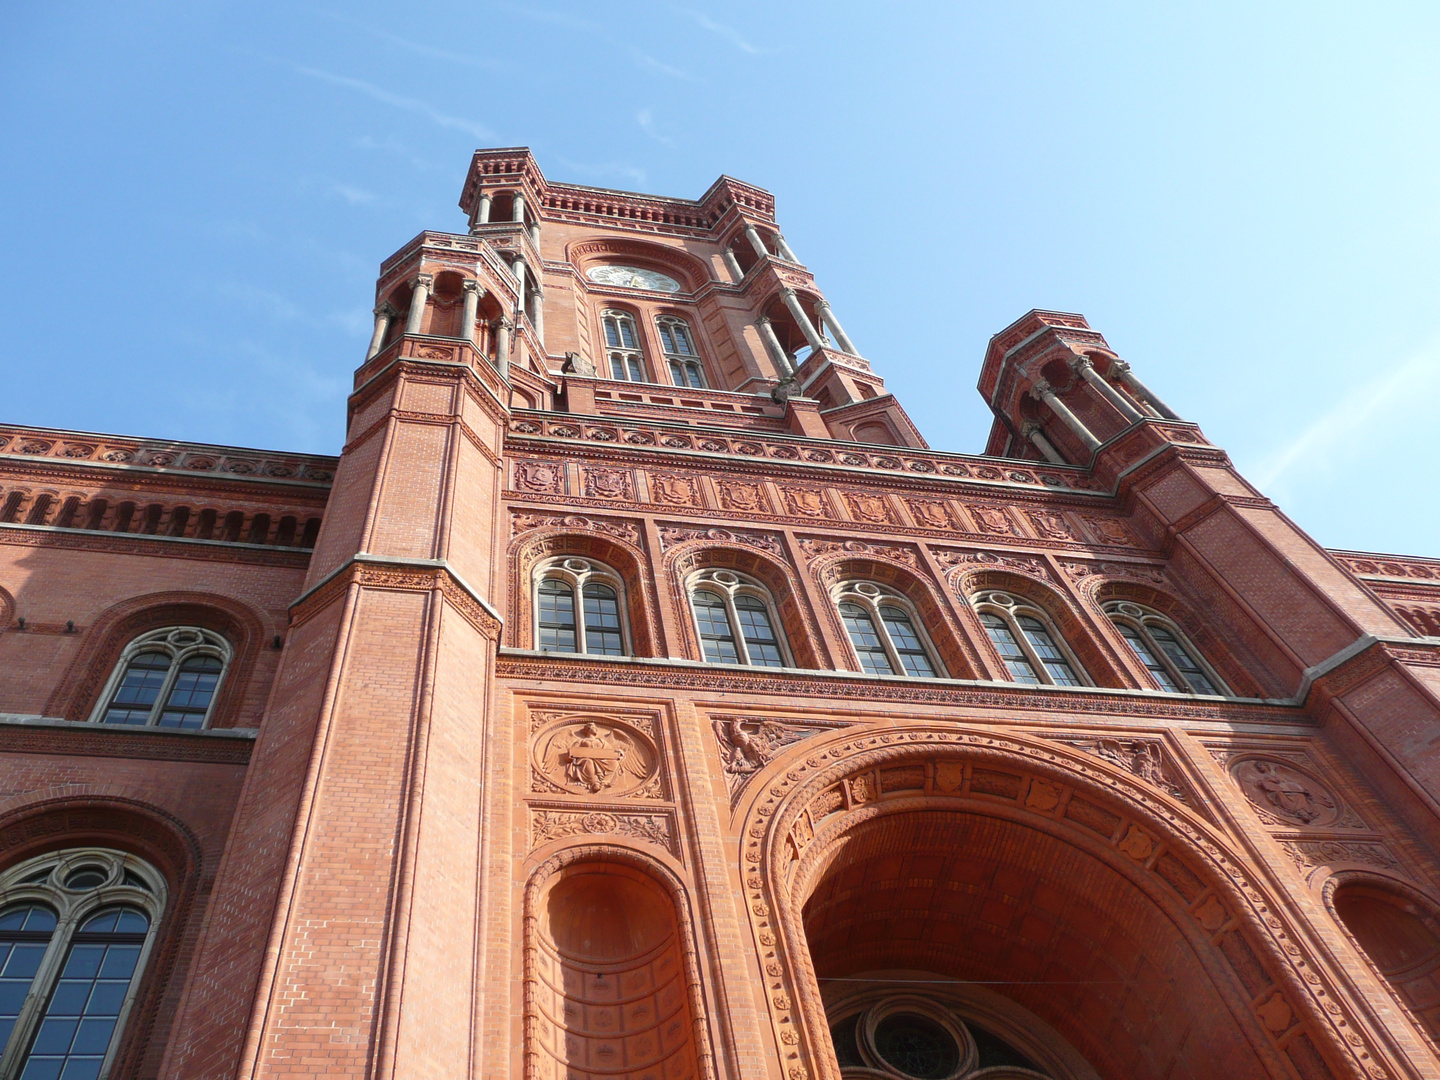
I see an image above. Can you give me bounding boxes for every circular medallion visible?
[1232,757,1340,827]
[586,264,681,293]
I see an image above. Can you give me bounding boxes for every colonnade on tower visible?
[0,146,1439,1080]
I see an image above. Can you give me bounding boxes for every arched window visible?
[534,559,629,656]
[687,570,789,668]
[835,583,942,678]
[1105,602,1224,695]
[90,628,233,729]
[972,591,1086,687]
[601,310,647,382]
[0,849,166,1079]
[656,316,705,388]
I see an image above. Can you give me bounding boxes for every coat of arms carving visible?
[532,718,659,798]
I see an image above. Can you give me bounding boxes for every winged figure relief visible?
[538,722,652,794]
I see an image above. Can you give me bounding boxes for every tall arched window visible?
[90,628,232,729]
[534,559,629,656]
[835,582,942,678]
[1105,602,1224,695]
[972,591,1086,687]
[0,849,166,1080]
[656,316,705,388]
[601,310,647,382]
[687,570,789,668]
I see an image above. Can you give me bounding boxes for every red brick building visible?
[2,147,1440,1080]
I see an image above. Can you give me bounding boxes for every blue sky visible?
[2,2,1437,557]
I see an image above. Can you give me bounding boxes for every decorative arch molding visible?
[738,727,1389,1080]
[0,795,205,1080]
[663,541,825,669]
[508,525,660,655]
[522,842,720,1080]
[1092,579,1268,698]
[0,584,13,629]
[567,238,711,294]
[953,568,1126,688]
[43,590,270,725]
[807,552,981,680]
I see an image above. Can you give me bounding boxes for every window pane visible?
[157,655,222,729]
[1148,625,1219,694]
[1018,616,1081,686]
[537,579,577,653]
[626,356,643,382]
[1115,621,1181,692]
[102,653,170,725]
[880,606,936,678]
[582,583,625,656]
[609,354,627,380]
[840,602,894,676]
[604,318,621,348]
[618,319,636,349]
[659,324,676,353]
[19,909,147,1080]
[683,363,703,388]
[669,360,683,385]
[734,595,784,667]
[1,905,56,1056]
[980,613,1041,684]
[693,591,740,664]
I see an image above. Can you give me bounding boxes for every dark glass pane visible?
[840,602,894,676]
[604,319,621,348]
[157,655,222,729]
[692,591,740,664]
[735,595,784,667]
[582,583,625,656]
[609,354,626,380]
[872,1012,960,1079]
[2,904,56,1057]
[537,578,577,653]
[1149,625,1219,694]
[829,1014,865,1068]
[1018,615,1081,686]
[980,613,1040,684]
[102,652,171,725]
[626,356,643,381]
[881,606,937,678]
[970,1023,1042,1071]
[619,319,636,349]
[659,324,676,352]
[1115,620,1181,691]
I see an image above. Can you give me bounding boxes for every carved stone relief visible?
[658,525,783,555]
[512,459,565,494]
[797,538,917,567]
[1279,840,1401,875]
[510,510,641,545]
[717,480,767,513]
[1232,758,1340,827]
[1082,515,1136,546]
[967,505,1017,535]
[648,473,700,506]
[906,499,955,530]
[532,718,660,798]
[583,467,633,500]
[932,548,1049,578]
[529,807,678,856]
[844,491,893,525]
[1056,736,1191,805]
[711,717,846,805]
[779,487,832,519]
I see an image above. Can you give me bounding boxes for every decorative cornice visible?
[289,554,503,638]
[0,522,314,567]
[0,714,255,764]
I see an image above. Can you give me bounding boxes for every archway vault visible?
[738,726,1400,1080]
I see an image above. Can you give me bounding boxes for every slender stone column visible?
[461,281,483,346]
[722,247,745,281]
[528,220,541,248]
[1030,378,1101,452]
[756,317,794,377]
[494,318,512,379]
[511,191,526,223]
[814,299,859,356]
[1111,360,1180,420]
[511,257,527,313]
[476,191,492,224]
[530,289,545,347]
[774,234,799,262]
[1022,421,1068,465]
[780,288,825,351]
[1073,355,1143,423]
[403,274,433,336]
[742,222,768,259]
[366,303,396,360]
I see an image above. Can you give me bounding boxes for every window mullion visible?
[1014,614,1054,686]
[726,594,751,666]
[2,910,74,1078]
[572,584,586,654]
[149,656,183,726]
[1143,624,1189,690]
[874,600,908,676]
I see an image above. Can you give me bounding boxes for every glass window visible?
[880,605,937,678]
[582,583,625,657]
[840,602,895,675]
[974,593,1087,688]
[0,851,165,1080]
[1017,616,1082,687]
[835,584,944,678]
[656,317,706,389]
[980,613,1041,684]
[693,590,740,664]
[688,570,792,668]
[1116,622,1181,691]
[601,311,646,382]
[93,628,231,730]
[535,560,630,657]
[1106,603,1225,695]
[537,578,577,653]
[734,595,784,667]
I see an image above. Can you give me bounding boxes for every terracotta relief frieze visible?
[1335,552,1440,582]
[1059,558,1168,585]
[710,716,851,807]
[511,458,566,495]
[509,509,641,545]
[777,486,833,520]
[715,478,770,514]
[581,466,633,500]
[530,714,666,801]
[658,525,783,556]
[1045,733,1199,809]
[528,805,679,859]
[646,472,703,508]
[931,547,1051,580]
[841,490,895,526]
[0,525,313,569]
[795,537,918,568]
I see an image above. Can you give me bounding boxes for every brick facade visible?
[2,147,1440,1079]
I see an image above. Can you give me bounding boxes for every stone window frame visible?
[971,590,1090,688]
[832,581,945,679]
[1104,601,1228,696]
[532,557,632,657]
[599,308,649,383]
[87,626,234,730]
[685,568,794,669]
[654,314,707,389]
[0,848,168,1080]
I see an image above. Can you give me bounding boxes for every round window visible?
[64,866,109,890]
[873,1012,960,1079]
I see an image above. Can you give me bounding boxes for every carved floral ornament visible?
[735,728,1387,1080]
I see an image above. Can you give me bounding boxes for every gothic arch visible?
[663,541,825,669]
[738,727,1386,1080]
[809,553,982,680]
[522,843,719,1080]
[509,524,660,655]
[954,568,1126,687]
[43,590,270,725]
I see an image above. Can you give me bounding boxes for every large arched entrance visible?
[741,729,1369,1080]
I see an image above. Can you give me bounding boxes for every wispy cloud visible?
[292,64,494,140]
[321,12,505,69]
[1252,338,1440,490]
[353,135,436,171]
[629,47,694,81]
[636,108,677,147]
[487,2,598,33]
[686,10,761,54]
[553,156,648,187]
